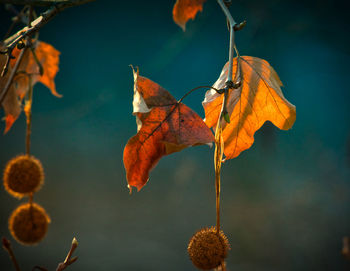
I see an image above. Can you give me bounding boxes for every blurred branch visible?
[3,5,30,40]
[2,237,21,271]
[56,237,79,271]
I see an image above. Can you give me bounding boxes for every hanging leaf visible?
[11,41,61,97]
[1,41,60,133]
[173,0,206,31]
[203,56,296,160]
[123,68,214,192]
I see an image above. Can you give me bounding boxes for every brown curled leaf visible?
[123,68,214,192]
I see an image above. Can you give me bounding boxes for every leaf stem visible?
[2,237,21,271]
[178,85,221,104]
[138,85,219,149]
[213,0,241,235]
[214,121,223,233]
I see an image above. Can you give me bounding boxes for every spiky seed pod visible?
[3,155,44,198]
[187,227,230,270]
[8,202,50,245]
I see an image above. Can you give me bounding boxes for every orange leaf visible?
[4,114,16,134]
[1,41,60,133]
[123,68,214,192]
[31,41,61,97]
[173,0,206,31]
[203,56,296,160]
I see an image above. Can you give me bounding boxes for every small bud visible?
[223,112,230,123]
[234,20,247,32]
[72,237,78,247]
[17,40,25,50]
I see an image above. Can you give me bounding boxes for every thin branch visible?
[214,120,223,233]
[2,237,21,271]
[25,75,33,155]
[177,85,221,103]
[32,266,48,271]
[3,5,30,40]
[0,47,27,105]
[56,237,79,271]
[217,0,236,83]
[0,0,93,6]
[211,0,244,239]
[216,0,243,123]
[3,0,94,50]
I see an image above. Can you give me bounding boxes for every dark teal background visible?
[0,0,349,270]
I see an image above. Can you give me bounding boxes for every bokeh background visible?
[0,0,349,270]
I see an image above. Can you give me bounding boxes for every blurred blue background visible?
[0,0,349,270]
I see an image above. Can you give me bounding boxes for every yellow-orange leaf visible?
[173,0,206,31]
[203,56,296,160]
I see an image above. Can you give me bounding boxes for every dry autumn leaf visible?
[1,41,60,133]
[123,68,214,192]
[173,0,206,31]
[203,56,296,160]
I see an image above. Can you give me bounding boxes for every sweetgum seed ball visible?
[3,155,44,198]
[187,227,230,270]
[8,202,50,245]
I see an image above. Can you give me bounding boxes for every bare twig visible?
[30,47,43,75]
[211,0,244,241]
[3,5,30,40]
[0,47,27,105]
[56,237,79,271]
[3,0,94,50]
[25,75,33,155]
[2,237,21,271]
[32,266,48,271]
[217,0,236,83]
[0,0,93,6]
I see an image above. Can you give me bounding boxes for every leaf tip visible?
[4,115,16,134]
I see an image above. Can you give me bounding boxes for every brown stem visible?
[0,47,27,104]
[25,75,33,156]
[28,192,34,229]
[214,120,223,234]
[2,237,21,271]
